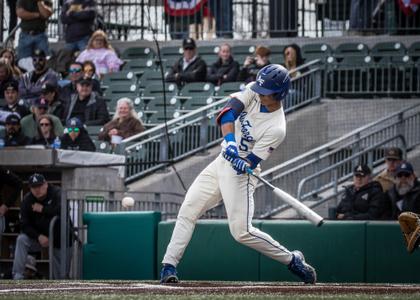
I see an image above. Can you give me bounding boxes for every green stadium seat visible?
[301,43,333,62]
[101,71,138,89]
[214,82,246,99]
[86,125,104,138]
[270,53,284,65]
[141,83,178,110]
[121,47,156,60]
[371,42,407,63]
[176,82,215,110]
[122,58,156,75]
[270,45,285,56]
[138,69,166,90]
[232,45,256,65]
[198,45,220,65]
[93,139,112,153]
[334,43,369,61]
[103,83,140,113]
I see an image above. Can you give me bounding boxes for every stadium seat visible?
[301,43,333,62]
[270,45,285,56]
[371,42,407,63]
[138,69,166,90]
[122,58,156,75]
[408,41,420,62]
[141,83,178,110]
[214,82,246,99]
[101,71,138,89]
[93,139,112,153]
[121,47,156,60]
[86,125,104,138]
[176,82,215,111]
[334,43,369,60]
[198,45,220,65]
[103,83,140,113]
[232,45,256,65]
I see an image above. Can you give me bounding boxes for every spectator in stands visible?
[99,97,144,146]
[336,164,387,220]
[76,30,123,79]
[165,38,207,88]
[61,117,95,151]
[19,49,60,106]
[16,0,52,62]
[237,46,271,83]
[374,147,403,193]
[385,162,420,219]
[12,173,71,279]
[0,48,22,78]
[63,76,109,125]
[0,59,18,98]
[41,81,65,121]
[282,44,306,78]
[1,81,29,119]
[206,43,239,86]
[60,0,97,52]
[20,97,63,139]
[81,61,101,93]
[4,114,31,146]
[31,115,57,147]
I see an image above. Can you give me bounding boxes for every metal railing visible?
[2,0,418,42]
[254,102,420,218]
[117,61,322,183]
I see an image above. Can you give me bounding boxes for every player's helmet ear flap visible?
[250,64,291,100]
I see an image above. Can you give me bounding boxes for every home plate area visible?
[1,281,420,296]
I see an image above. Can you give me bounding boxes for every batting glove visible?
[232,157,250,175]
[223,142,238,162]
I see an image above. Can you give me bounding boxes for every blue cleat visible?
[160,264,179,284]
[288,251,317,284]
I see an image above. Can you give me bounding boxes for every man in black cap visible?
[374,147,403,192]
[41,81,65,121]
[4,114,31,146]
[165,38,207,87]
[336,164,386,220]
[60,117,96,152]
[20,97,63,139]
[63,76,109,126]
[386,162,420,219]
[0,81,29,119]
[18,49,60,105]
[16,0,52,60]
[12,173,69,279]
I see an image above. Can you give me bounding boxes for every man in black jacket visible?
[336,164,387,220]
[4,114,31,147]
[165,38,207,88]
[63,77,109,126]
[1,81,30,119]
[12,173,69,279]
[386,162,420,219]
[206,43,239,86]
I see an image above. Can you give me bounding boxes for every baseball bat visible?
[247,169,324,227]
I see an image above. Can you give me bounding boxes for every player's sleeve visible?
[252,126,286,161]
[216,84,254,125]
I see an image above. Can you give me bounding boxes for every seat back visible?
[302,43,333,62]
[121,47,156,60]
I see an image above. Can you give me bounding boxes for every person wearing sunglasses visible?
[336,164,387,220]
[31,115,56,147]
[20,97,64,139]
[386,162,420,219]
[165,38,207,88]
[18,49,60,106]
[374,147,403,193]
[60,117,95,152]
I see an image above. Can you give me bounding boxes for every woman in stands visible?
[76,30,123,79]
[61,117,96,152]
[31,115,57,147]
[282,44,307,78]
[0,59,18,97]
[237,45,271,83]
[206,43,239,86]
[0,48,22,78]
[98,97,144,147]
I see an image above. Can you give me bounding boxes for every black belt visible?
[22,30,44,36]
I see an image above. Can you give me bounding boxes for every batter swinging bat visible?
[247,169,324,227]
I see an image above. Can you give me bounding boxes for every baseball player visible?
[160,64,317,284]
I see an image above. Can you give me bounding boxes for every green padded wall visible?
[259,220,366,283]
[157,220,262,281]
[83,211,161,280]
[366,221,420,283]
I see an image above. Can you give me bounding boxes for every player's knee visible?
[230,227,250,243]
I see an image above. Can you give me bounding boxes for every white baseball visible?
[121,196,135,208]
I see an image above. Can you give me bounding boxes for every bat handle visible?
[246,168,254,175]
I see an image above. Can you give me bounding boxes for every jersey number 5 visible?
[239,138,249,151]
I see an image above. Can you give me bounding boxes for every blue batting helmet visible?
[250,64,291,100]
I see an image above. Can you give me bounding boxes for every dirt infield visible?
[1,281,420,297]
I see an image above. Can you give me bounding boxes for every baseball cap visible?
[66,117,83,129]
[33,97,48,108]
[4,81,18,92]
[353,164,371,177]
[182,38,196,49]
[32,48,46,58]
[396,162,414,176]
[77,76,93,85]
[385,147,403,160]
[5,113,20,125]
[41,81,58,93]
[28,173,46,187]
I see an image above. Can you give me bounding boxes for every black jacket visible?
[20,185,63,248]
[5,130,31,146]
[206,57,240,85]
[31,136,55,148]
[165,56,207,87]
[336,181,386,220]
[60,129,96,152]
[0,168,22,207]
[386,179,420,219]
[64,92,109,125]
[60,79,101,104]
[237,62,270,83]
[60,0,96,43]
[2,102,30,119]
